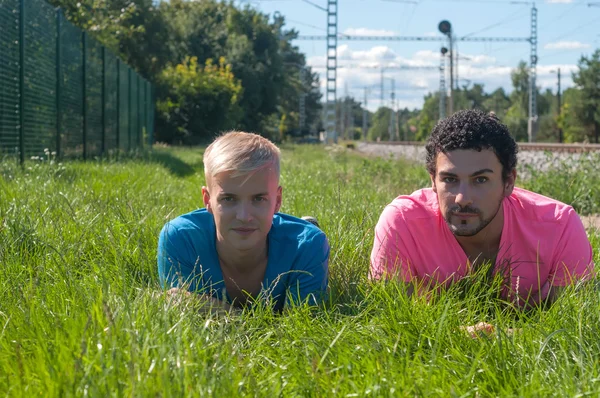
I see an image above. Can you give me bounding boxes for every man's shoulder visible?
[384,188,439,222]
[161,208,215,240]
[509,187,577,225]
[271,213,328,248]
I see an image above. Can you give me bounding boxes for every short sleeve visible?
[286,231,330,307]
[157,222,202,291]
[549,208,594,286]
[370,205,417,282]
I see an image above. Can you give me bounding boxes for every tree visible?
[155,57,242,144]
[415,92,439,141]
[51,0,321,144]
[336,96,364,140]
[571,49,600,143]
[483,88,510,119]
[367,107,393,141]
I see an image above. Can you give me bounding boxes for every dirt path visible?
[581,215,600,230]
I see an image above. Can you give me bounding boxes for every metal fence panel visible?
[0,0,20,155]
[23,0,56,158]
[85,35,102,157]
[0,0,154,162]
[104,51,118,152]
[139,77,145,147]
[132,73,139,149]
[59,17,83,157]
[119,64,129,151]
[148,83,154,145]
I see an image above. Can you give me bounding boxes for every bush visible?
[155,56,243,144]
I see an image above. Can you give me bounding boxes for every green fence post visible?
[128,67,132,150]
[116,58,120,151]
[101,46,106,156]
[18,0,25,165]
[56,8,62,158]
[149,84,153,146]
[144,80,148,147]
[137,74,141,148]
[82,31,87,160]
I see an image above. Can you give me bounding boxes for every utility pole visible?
[340,92,346,139]
[349,96,355,139]
[363,87,368,141]
[380,67,385,108]
[455,43,459,91]
[438,20,453,116]
[557,68,562,143]
[325,0,338,143]
[299,67,306,134]
[439,47,448,120]
[388,78,396,141]
[527,3,538,142]
[449,35,454,116]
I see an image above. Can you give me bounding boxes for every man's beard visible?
[444,200,503,237]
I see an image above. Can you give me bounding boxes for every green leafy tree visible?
[367,107,392,141]
[51,0,321,143]
[155,57,242,144]
[415,92,440,141]
[483,88,510,119]
[571,49,600,143]
[397,108,420,141]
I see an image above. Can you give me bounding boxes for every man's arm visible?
[370,205,417,282]
[549,208,594,290]
[286,232,330,307]
[157,222,202,291]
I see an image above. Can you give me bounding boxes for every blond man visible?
[158,132,329,311]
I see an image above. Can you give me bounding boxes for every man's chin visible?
[448,223,482,237]
[228,235,264,251]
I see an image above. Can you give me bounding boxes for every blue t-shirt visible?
[157,209,329,310]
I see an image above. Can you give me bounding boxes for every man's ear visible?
[430,173,437,193]
[504,168,517,197]
[202,186,212,213]
[275,186,283,213]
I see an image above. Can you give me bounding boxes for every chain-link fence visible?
[0,0,154,162]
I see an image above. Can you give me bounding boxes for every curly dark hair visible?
[425,109,518,181]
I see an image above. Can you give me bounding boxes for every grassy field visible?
[1,145,599,397]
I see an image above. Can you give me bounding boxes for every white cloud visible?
[343,27,397,37]
[544,41,591,50]
[464,54,498,65]
[545,0,574,3]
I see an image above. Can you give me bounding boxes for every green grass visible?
[1,145,599,397]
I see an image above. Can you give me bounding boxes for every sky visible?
[238,0,600,111]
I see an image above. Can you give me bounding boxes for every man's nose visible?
[236,201,253,222]
[454,183,473,208]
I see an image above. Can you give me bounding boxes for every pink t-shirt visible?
[370,187,594,305]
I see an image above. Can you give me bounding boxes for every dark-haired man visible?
[370,109,594,309]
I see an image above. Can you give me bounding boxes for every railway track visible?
[364,141,600,153]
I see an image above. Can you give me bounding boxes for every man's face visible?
[202,167,282,252]
[430,149,515,237]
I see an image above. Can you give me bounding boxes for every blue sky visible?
[240,0,600,110]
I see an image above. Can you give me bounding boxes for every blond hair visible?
[203,131,281,182]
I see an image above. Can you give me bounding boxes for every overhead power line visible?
[299,0,327,12]
[460,5,528,39]
[297,35,530,42]
[310,64,439,70]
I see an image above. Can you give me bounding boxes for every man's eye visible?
[254,196,267,202]
[442,177,456,183]
[475,176,488,184]
[220,196,235,202]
